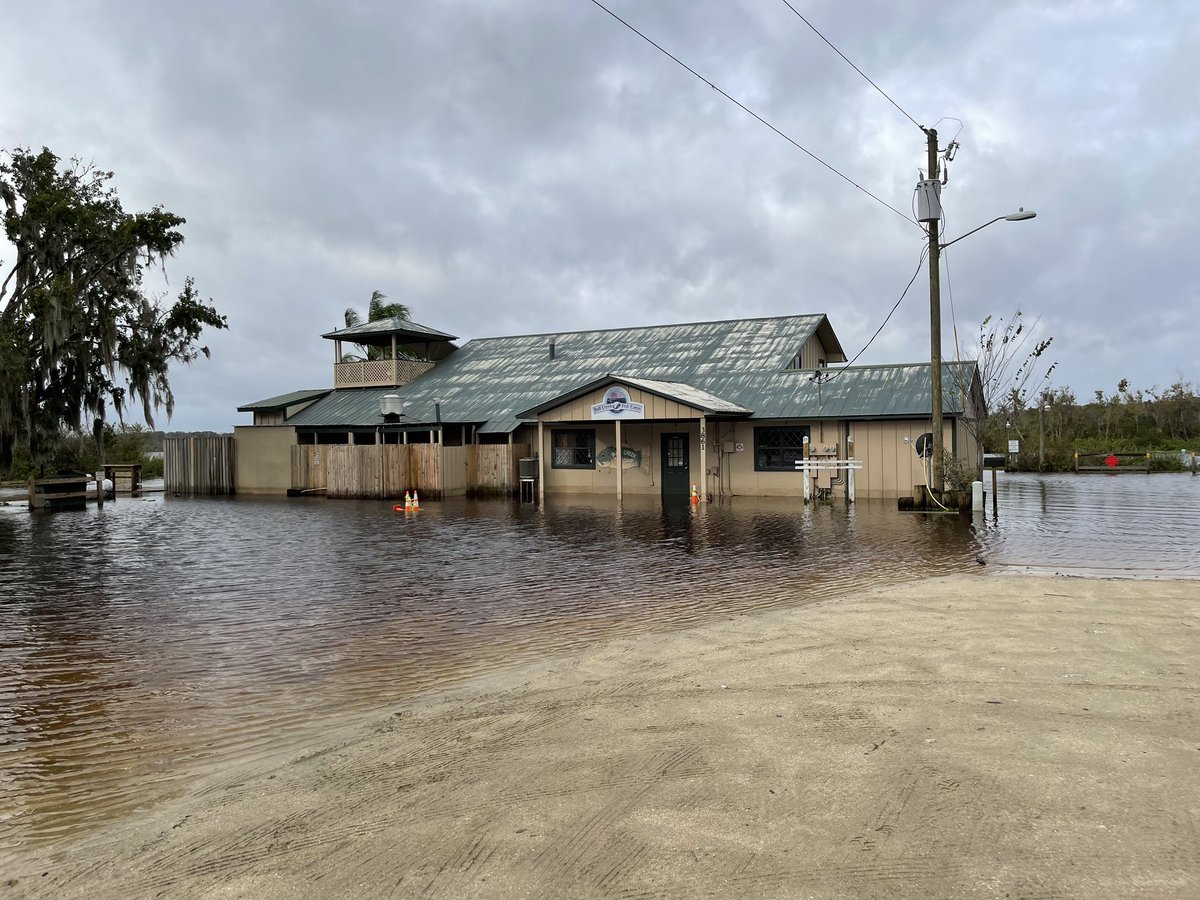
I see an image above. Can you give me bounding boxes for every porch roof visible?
[321,317,458,346]
[237,388,332,412]
[516,374,752,418]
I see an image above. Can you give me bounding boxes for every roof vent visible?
[380,393,403,421]
[548,337,556,361]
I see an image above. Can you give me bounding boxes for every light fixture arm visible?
[940,210,1037,251]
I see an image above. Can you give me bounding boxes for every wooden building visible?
[235,314,984,501]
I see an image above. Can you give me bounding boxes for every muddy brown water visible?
[1,472,1197,858]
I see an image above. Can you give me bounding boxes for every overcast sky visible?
[3,0,1196,431]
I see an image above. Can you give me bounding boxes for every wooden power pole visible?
[926,127,944,496]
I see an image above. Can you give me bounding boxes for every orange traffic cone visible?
[690,483,699,505]
[404,491,412,512]
[412,490,420,511]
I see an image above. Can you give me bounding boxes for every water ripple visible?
[1,473,1196,856]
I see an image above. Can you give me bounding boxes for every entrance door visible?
[661,433,690,498]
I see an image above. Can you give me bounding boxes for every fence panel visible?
[165,435,235,495]
[290,446,327,492]
[468,444,528,496]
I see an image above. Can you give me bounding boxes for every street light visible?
[940,209,1038,250]
[920,172,1037,495]
[929,206,1037,494]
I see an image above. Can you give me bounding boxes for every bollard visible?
[971,480,984,512]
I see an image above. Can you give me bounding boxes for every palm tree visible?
[342,291,412,361]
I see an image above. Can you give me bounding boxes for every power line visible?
[822,243,929,381]
[588,0,920,229]
[778,0,925,133]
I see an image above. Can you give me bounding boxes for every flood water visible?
[1,472,1197,859]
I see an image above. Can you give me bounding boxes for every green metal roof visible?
[285,315,978,432]
[237,389,331,412]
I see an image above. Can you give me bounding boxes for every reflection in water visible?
[1,473,1197,856]
[976,472,1200,576]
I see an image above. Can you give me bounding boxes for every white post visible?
[615,418,623,501]
[699,415,707,503]
[802,435,811,502]
[846,434,855,502]
[537,419,546,503]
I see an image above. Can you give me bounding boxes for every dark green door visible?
[661,433,690,498]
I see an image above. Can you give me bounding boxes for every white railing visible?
[333,358,436,388]
[794,458,863,502]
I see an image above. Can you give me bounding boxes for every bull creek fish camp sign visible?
[591,387,645,420]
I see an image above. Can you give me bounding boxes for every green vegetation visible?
[1,423,161,479]
[983,380,1200,472]
[0,146,226,470]
[341,290,412,361]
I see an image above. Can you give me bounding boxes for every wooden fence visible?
[289,443,527,499]
[291,445,441,499]
[165,435,236,495]
[468,444,528,497]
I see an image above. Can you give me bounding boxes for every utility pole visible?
[926,127,944,496]
[1038,401,1046,470]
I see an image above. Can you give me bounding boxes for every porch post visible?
[802,435,811,503]
[847,433,856,503]
[537,419,546,502]
[615,418,623,501]
[391,335,398,384]
[699,415,707,503]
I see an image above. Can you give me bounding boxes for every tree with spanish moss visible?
[0,146,226,470]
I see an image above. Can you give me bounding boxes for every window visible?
[754,425,810,471]
[552,429,595,469]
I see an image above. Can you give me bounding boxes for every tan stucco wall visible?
[234,425,297,494]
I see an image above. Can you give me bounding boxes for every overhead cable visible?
[778,0,925,133]
[819,243,929,383]
[588,0,921,229]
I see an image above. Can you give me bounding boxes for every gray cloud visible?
[2,0,1196,431]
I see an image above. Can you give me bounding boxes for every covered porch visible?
[518,375,752,502]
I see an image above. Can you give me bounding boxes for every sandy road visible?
[6,573,1198,898]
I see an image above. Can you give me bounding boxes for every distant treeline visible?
[983,380,1200,471]
[2,426,230,480]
